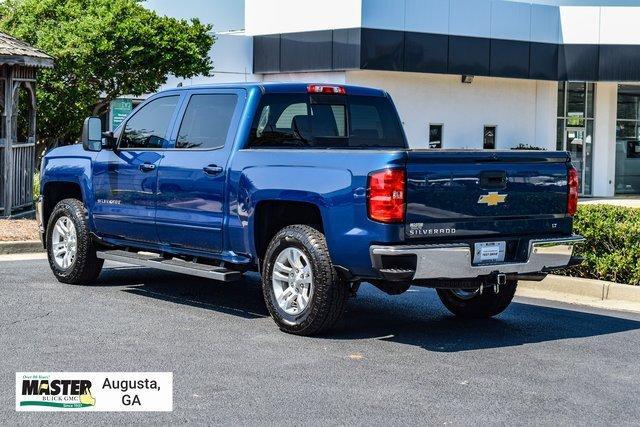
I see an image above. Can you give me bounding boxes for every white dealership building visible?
[151,0,640,198]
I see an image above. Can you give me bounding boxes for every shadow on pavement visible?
[332,287,640,352]
[96,265,640,352]
[97,265,268,319]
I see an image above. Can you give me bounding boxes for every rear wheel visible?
[436,281,517,318]
[46,198,104,285]
[262,225,348,336]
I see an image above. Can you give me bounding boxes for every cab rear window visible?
[248,93,406,149]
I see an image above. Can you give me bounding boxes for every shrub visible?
[510,143,546,150]
[559,204,640,285]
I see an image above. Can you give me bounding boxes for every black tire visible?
[436,281,517,318]
[46,198,104,285]
[262,225,348,336]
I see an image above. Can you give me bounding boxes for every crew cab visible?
[37,83,583,335]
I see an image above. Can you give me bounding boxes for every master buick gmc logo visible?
[408,223,456,237]
[19,377,96,409]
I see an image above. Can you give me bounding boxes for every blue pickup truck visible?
[37,83,583,335]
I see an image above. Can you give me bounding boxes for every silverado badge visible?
[478,192,507,206]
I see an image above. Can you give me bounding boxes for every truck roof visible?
[158,82,388,97]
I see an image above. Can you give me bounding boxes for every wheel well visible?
[43,181,83,229]
[254,201,324,261]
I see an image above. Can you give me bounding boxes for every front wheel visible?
[436,281,517,318]
[261,225,348,336]
[46,198,104,285]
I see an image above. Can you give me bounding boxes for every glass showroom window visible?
[429,124,443,148]
[615,85,640,195]
[557,82,594,195]
[483,126,496,149]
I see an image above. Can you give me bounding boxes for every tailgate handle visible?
[480,171,507,189]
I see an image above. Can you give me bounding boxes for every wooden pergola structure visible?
[0,32,53,217]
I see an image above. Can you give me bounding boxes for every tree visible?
[0,0,214,149]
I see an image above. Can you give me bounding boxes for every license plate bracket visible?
[473,241,506,264]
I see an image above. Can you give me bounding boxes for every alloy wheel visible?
[272,247,314,315]
[51,215,78,269]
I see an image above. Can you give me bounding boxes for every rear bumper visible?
[370,235,584,281]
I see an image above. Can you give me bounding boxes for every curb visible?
[519,274,640,304]
[0,241,44,255]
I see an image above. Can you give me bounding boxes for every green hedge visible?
[560,204,640,285]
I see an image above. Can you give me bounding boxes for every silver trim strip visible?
[371,236,584,280]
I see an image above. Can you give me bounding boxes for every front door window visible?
[119,96,179,149]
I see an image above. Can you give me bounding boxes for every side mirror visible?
[81,117,103,152]
[102,131,117,150]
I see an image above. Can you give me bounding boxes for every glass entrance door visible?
[566,128,585,193]
[557,82,594,195]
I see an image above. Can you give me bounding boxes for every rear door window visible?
[248,93,406,149]
[176,94,238,150]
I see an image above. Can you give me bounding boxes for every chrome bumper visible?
[35,195,45,245]
[370,236,585,280]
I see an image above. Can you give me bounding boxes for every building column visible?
[592,82,618,197]
[535,80,558,151]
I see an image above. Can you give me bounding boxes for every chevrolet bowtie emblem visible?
[478,192,507,206]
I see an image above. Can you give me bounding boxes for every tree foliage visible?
[0,0,214,146]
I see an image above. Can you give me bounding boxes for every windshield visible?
[248,93,407,149]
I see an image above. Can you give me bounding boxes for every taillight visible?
[367,169,406,223]
[567,166,579,216]
[307,84,346,95]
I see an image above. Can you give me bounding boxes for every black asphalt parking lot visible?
[2,257,640,424]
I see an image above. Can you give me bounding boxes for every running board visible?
[96,250,242,282]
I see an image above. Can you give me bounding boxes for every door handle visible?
[203,165,223,176]
[139,163,157,172]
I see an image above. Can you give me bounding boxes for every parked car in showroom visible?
[37,83,583,335]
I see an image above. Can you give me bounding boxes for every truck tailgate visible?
[405,150,572,239]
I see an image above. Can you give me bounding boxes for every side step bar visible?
[97,250,242,282]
